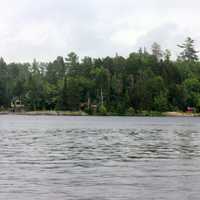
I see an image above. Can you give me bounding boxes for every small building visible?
[187,107,196,113]
[11,99,25,112]
[91,104,97,113]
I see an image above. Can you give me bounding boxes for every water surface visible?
[0,115,199,199]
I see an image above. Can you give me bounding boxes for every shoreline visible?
[162,112,199,117]
[0,111,199,117]
[0,111,88,116]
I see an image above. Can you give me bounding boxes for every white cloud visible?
[0,0,199,62]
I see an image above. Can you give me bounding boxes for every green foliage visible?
[153,93,168,112]
[178,37,198,61]
[126,107,135,116]
[98,104,107,115]
[183,78,200,108]
[0,37,200,114]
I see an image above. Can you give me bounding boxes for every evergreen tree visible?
[151,42,163,61]
[178,37,199,61]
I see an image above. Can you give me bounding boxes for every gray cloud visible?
[0,0,199,62]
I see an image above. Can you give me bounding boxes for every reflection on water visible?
[0,116,199,199]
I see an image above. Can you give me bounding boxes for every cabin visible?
[91,104,97,113]
[11,99,25,112]
[186,107,196,113]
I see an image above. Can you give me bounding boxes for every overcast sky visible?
[0,0,200,62]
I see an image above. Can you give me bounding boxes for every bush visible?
[153,93,168,112]
[84,107,93,115]
[126,107,135,116]
[98,104,107,115]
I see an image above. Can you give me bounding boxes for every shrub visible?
[126,107,135,116]
[98,104,107,115]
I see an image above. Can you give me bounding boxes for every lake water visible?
[0,115,200,199]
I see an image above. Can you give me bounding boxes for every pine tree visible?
[178,37,199,61]
[151,42,163,61]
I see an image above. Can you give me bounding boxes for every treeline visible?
[1,37,200,115]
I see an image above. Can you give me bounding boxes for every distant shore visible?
[0,111,88,116]
[162,112,200,117]
[0,110,199,117]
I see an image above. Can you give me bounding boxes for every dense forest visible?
[1,37,200,115]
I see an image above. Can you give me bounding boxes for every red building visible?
[187,107,195,113]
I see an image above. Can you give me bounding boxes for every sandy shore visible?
[163,112,199,117]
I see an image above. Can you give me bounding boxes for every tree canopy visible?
[0,37,200,114]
